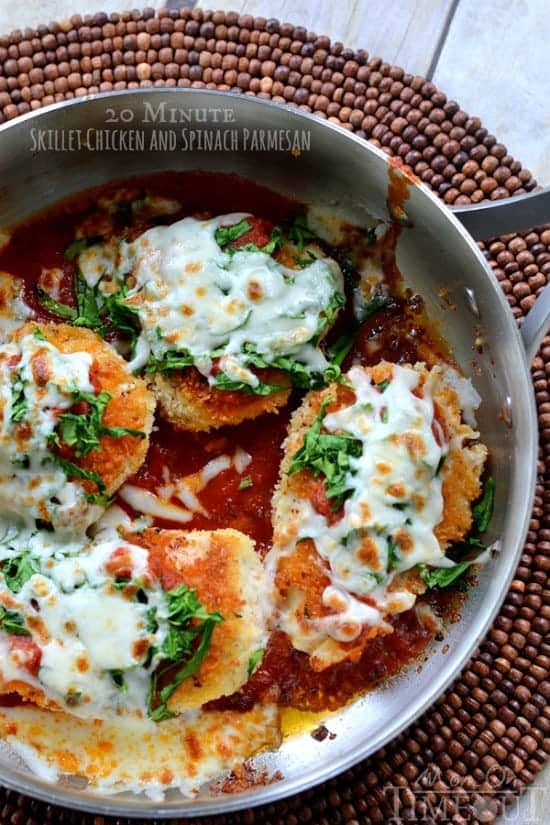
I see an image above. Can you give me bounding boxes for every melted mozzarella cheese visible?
[119,483,194,523]
[79,215,343,382]
[0,272,32,342]
[0,703,280,800]
[0,332,102,531]
[0,533,169,719]
[270,365,452,642]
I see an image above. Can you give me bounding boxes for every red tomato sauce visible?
[128,409,291,558]
[0,172,459,713]
[209,609,435,713]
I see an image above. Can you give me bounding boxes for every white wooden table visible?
[0,0,548,820]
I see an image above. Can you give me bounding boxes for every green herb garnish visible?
[35,287,77,320]
[102,284,141,350]
[287,215,317,251]
[324,293,393,371]
[242,347,313,389]
[44,454,109,506]
[418,562,471,591]
[387,536,400,570]
[10,384,28,424]
[322,290,346,328]
[238,476,253,491]
[295,251,317,268]
[214,372,285,396]
[147,585,223,722]
[146,607,159,634]
[145,350,195,374]
[231,225,283,256]
[214,219,252,248]
[288,397,363,510]
[2,552,39,594]
[327,331,355,372]
[472,476,495,534]
[65,235,104,261]
[73,273,103,328]
[51,389,144,458]
[110,669,129,693]
[358,293,393,322]
[247,647,265,678]
[0,606,30,636]
[37,275,140,351]
[259,225,283,255]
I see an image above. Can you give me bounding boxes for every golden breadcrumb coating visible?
[270,361,487,670]
[129,527,271,712]
[15,322,155,498]
[151,367,291,432]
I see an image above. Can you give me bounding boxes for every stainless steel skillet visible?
[0,89,548,818]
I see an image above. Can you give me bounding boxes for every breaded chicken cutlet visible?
[129,527,271,713]
[70,212,344,431]
[0,528,270,719]
[267,361,488,671]
[0,323,154,531]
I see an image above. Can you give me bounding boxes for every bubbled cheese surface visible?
[79,215,344,385]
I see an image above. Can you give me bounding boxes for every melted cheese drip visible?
[79,215,344,382]
[0,332,102,531]
[0,703,280,800]
[118,483,194,523]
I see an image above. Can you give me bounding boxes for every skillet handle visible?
[451,186,550,240]
[452,189,550,363]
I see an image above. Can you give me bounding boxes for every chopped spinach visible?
[387,536,400,570]
[214,219,251,248]
[35,287,77,320]
[288,397,363,510]
[10,383,28,424]
[145,350,195,374]
[472,476,495,534]
[147,585,223,722]
[287,215,317,251]
[50,389,145,458]
[64,235,103,261]
[247,647,265,678]
[44,454,109,506]
[109,669,129,693]
[418,561,471,591]
[214,372,285,396]
[357,293,393,322]
[2,552,39,593]
[231,225,283,256]
[0,606,30,636]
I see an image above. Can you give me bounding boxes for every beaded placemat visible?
[0,7,548,824]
